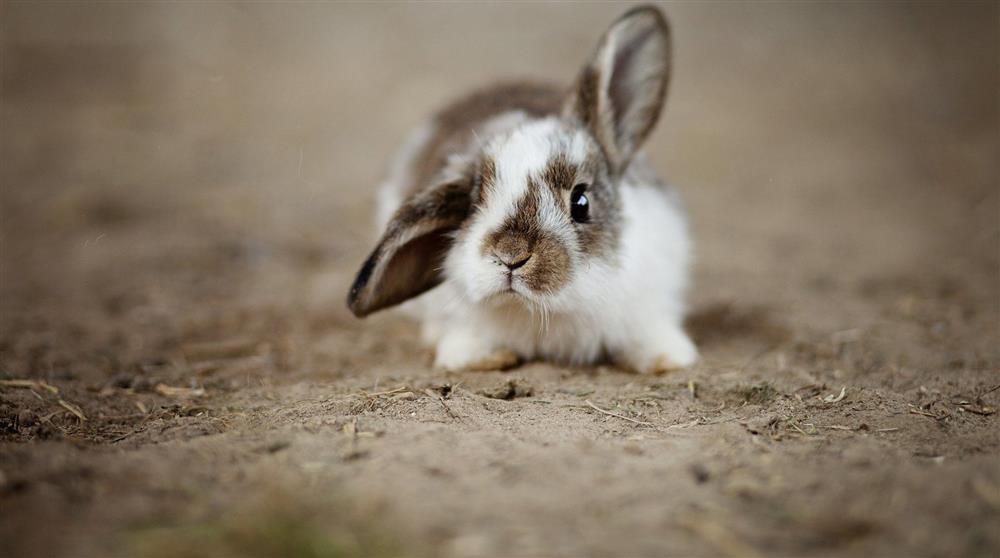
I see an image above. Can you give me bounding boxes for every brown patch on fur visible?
[389,179,471,234]
[491,233,533,268]
[575,190,620,259]
[483,183,539,259]
[521,235,570,293]
[409,81,565,198]
[558,149,621,261]
[475,156,498,204]
[541,154,577,192]
[481,179,572,294]
[568,66,601,137]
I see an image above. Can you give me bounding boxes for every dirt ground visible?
[1,3,998,557]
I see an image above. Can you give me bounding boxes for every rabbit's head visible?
[348,6,672,317]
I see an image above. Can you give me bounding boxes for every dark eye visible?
[570,184,590,223]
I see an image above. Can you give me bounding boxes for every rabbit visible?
[347,5,698,374]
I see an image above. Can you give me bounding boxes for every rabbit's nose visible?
[500,253,531,270]
[493,247,532,270]
[489,234,534,270]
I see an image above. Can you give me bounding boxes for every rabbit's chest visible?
[491,308,606,365]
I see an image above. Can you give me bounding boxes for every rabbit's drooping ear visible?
[347,180,471,317]
[565,5,672,175]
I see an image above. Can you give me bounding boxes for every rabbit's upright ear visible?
[565,5,672,176]
[347,180,471,317]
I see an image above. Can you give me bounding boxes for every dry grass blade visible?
[58,399,87,421]
[584,400,653,426]
[823,386,847,403]
[0,379,59,394]
[155,383,207,398]
[788,422,814,436]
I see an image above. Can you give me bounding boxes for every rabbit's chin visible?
[477,283,547,309]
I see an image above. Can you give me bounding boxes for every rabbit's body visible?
[350,6,698,373]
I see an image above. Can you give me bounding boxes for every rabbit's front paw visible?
[434,331,519,372]
[621,323,698,374]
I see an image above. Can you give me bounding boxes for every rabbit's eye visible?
[570,184,590,223]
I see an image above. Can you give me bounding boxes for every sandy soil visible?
[2,3,998,557]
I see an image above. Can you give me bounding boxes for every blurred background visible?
[2,2,996,350]
[2,3,998,557]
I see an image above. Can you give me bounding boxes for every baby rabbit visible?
[348,5,697,374]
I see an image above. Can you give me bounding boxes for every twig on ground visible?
[111,429,146,444]
[425,389,460,420]
[958,405,996,416]
[908,405,948,420]
[584,399,653,426]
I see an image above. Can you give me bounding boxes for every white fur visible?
[449,119,588,304]
[375,116,697,373]
[475,118,585,233]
